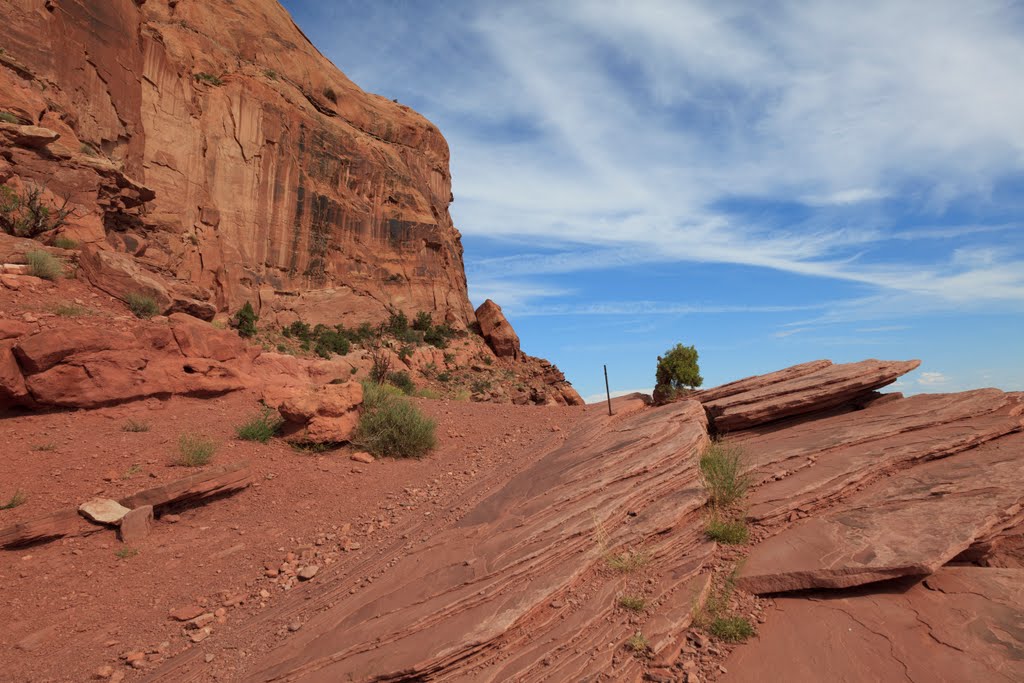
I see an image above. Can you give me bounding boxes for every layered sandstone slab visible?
[150,397,713,681]
[737,431,1024,594]
[724,568,1024,683]
[701,359,920,431]
[740,389,1024,522]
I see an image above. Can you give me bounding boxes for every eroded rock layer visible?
[699,358,921,431]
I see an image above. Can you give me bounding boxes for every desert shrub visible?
[52,236,77,249]
[177,433,216,466]
[263,68,278,80]
[625,631,649,656]
[122,419,150,433]
[193,72,223,86]
[125,292,159,318]
[618,595,646,612]
[705,516,749,544]
[354,381,436,458]
[653,343,703,403]
[424,323,454,349]
[0,111,20,124]
[386,311,409,336]
[235,407,283,443]
[397,344,414,361]
[323,86,337,103]
[709,615,755,642]
[415,387,440,399]
[232,302,258,338]
[387,370,415,395]
[1,490,27,510]
[412,311,432,331]
[470,379,492,394]
[314,330,351,358]
[700,441,750,507]
[53,302,88,317]
[79,142,98,157]
[436,370,452,383]
[115,547,139,559]
[605,549,651,573]
[25,250,62,280]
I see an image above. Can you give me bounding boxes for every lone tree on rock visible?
[654,343,703,404]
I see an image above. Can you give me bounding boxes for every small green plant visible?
[79,142,98,157]
[53,302,88,317]
[235,407,283,443]
[193,72,223,86]
[122,419,150,433]
[31,442,56,452]
[618,595,646,612]
[322,86,337,103]
[177,433,216,466]
[1,490,27,510]
[263,68,278,80]
[709,615,755,642]
[653,343,703,403]
[625,631,649,656]
[125,292,159,319]
[25,250,62,280]
[353,381,437,458]
[232,301,258,338]
[705,516,749,544]
[0,111,20,124]
[699,441,750,507]
[289,441,330,454]
[386,311,409,336]
[606,550,651,573]
[436,371,452,383]
[470,379,492,395]
[115,547,140,559]
[123,463,142,479]
[52,236,77,249]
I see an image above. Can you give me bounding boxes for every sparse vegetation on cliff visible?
[700,441,750,507]
[1,184,73,238]
[125,292,159,319]
[232,302,258,338]
[193,72,223,86]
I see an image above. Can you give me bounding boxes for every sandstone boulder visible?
[700,358,921,431]
[118,505,154,543]
[475,299,521,359]
[265,380,364,444]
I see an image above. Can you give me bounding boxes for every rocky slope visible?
[0,1,580,406]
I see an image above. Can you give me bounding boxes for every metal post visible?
[604,364,613,416]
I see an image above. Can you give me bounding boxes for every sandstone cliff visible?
[0,0,580,406]
[0,0,470,326]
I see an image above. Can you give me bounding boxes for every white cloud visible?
[801,188,889,206]
[918,371,950,386]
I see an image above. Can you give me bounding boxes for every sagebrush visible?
[353,381,436,458]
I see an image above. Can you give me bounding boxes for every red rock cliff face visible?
[0,0,474,327]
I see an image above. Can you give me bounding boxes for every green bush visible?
[235,407,283,443]
[25,250,62,280]
[232,302,258,338]
[0,111,20,124]
[618,595,646,612]
[709,615,755,642]
[700,441,750,507]
[387,370,415,395]
[177,433,216,466]
[263,69,278,80]
[412,311,432,331]
[52,236,77,249]
[125,292,159,318]
[705,516,749,544]
[653,343,703,403]
[386,311,409,336]
[354,381,436,458]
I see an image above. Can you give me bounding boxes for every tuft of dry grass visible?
[618,595,646,612]
[177,433,216,466]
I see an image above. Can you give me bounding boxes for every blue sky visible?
[282,0,1024,401]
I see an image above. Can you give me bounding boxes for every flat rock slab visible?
[702,358,921,431]
[78,498,130,525]
[724,567,1024,683]
[737,431,1024,594]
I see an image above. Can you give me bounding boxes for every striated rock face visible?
[699,358,921,431]
[0,0,472,327]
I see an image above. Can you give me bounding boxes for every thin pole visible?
[604,364,613,416]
